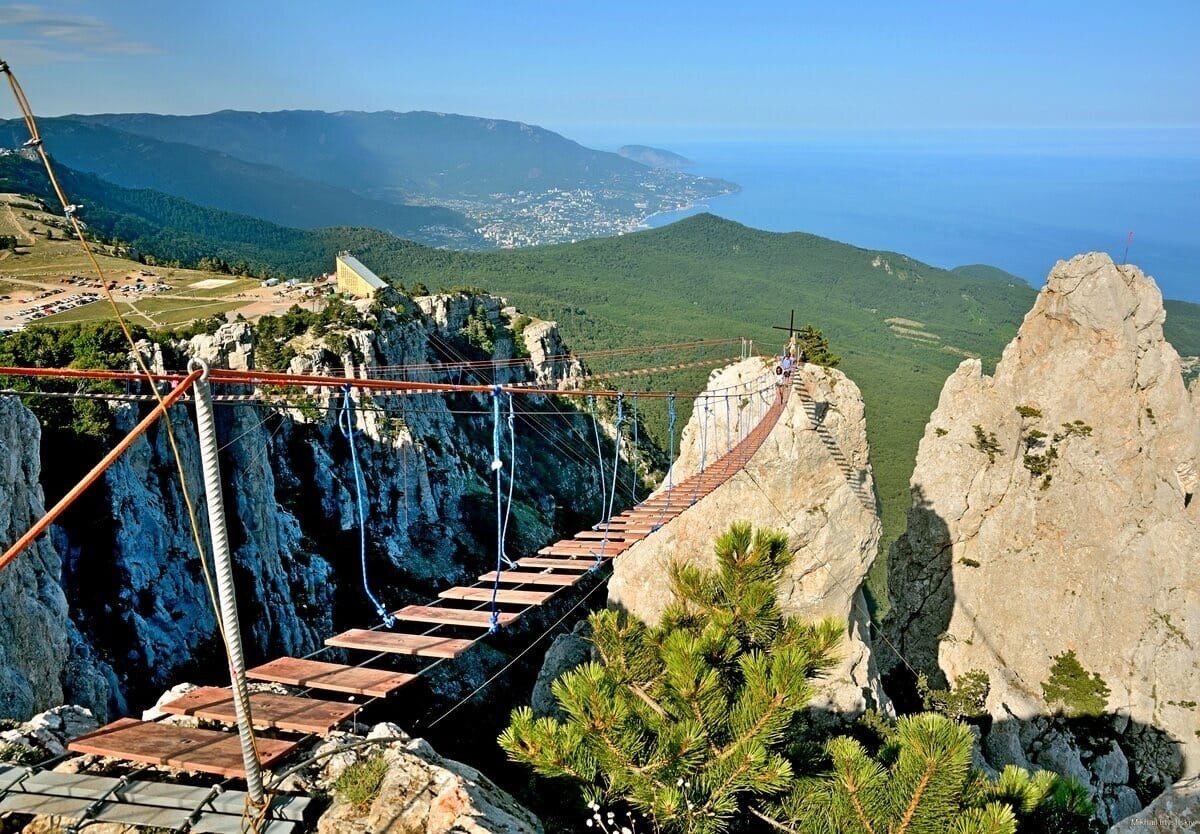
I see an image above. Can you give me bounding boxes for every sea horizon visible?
[615,128,1199,303]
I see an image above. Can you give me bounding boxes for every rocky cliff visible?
[606,357,889,717]
[0,399,115,719]
[884,253,1199,825]
[0,293,610,722]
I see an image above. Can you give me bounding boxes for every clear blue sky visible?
[0,1,1197,142]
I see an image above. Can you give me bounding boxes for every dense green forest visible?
[6,153,1200,607]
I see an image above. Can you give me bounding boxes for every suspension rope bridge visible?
[0,358,787,832]
[0,53,803,834]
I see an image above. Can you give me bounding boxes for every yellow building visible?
[335,253,389,299]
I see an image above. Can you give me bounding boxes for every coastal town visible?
[442,168,738,247]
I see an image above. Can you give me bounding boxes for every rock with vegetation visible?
[884,253,1200,825]
[0,705,97,761]
[608,357,887,718]
[504,523,1093,834]
[314,723,543,834]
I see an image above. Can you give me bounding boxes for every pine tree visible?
[766,713,1094,834]
[795,325,840,368]
[500,523,1095,834]
[499,523,842,834]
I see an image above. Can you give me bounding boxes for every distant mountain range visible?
[617,145,694,169]
[0,110,737,248]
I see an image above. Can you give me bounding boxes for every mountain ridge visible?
[0,117,483,248]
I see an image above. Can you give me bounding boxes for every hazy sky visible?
[0,0,1197,142]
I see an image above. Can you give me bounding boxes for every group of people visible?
[777,335,806,382]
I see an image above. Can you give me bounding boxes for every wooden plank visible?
[517,557,594,571]
[326,629,475,659]
[478,570,580,587]
[537,549,619,560]
[68,719,297,779]
[248,657,413,698]
[572,531,645,541]
[539,542,627,556]
[15,771,310,820]
[393,604,518,628]
[438,586,554,605]
[159,686,359,734]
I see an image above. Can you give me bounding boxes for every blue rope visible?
[338,385,393,629]
[693,394,710,505]
[592,393,626,568]
[587,395,608,519]
[653,393,677,531]
[629,395,639,503]
[605,394,625,523]
[488,385,504,633]
[500,392,517,568]
[725,395,731,455]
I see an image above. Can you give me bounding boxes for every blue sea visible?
[638,130,1200,303]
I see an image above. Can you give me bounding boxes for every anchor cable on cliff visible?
[339,384,394,629]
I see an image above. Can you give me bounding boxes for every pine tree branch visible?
[630,682,666,719]
[843,774,877,834]
[715,692,785,762]
[749,808,801,834]
[894,757,938,834]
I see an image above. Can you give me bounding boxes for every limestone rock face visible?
[313,723,543,834]
[519,319,583,388]
[0,296,606,716]
[884,254,1200,823]
[530,623,591,717]
[0,397,68,718]
[0,398,113,720]
[608,358,889,717]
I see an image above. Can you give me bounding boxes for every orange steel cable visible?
[0,369,201,572]
[0,365,698,399]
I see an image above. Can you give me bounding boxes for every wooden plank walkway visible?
[0,766,306,833]
[325,629,475,659]
[68,718,298,779]
[393,604,520,628]
[159,686,359,734]
[248,657,414,697]
[41,383,787,798]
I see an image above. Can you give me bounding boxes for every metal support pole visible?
[189,358,264,803]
